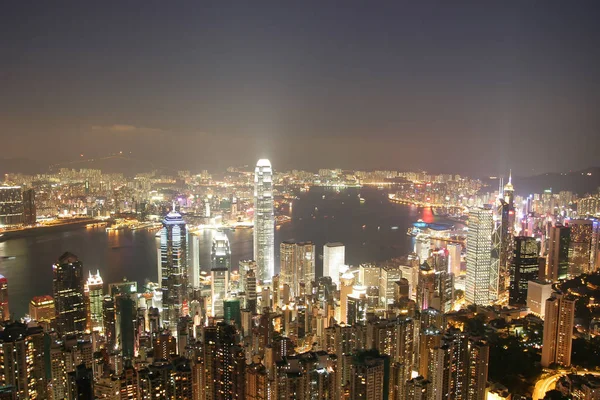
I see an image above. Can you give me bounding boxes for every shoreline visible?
[0,219,99,242]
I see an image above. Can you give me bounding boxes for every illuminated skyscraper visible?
[526,280,553,318]
[447,243,462,276]
[158,203,188,331]
[567,219,593,276]
[280,241,295,295]
[85,270,104,333]
[223,298,241,329]
[0,186,23,226]
[466,338,490,400]
[0,323,46,399]
[103,295,116,349]
[323,242,345,286]
[211,267,229,318]
[417,262,435,310]
[0,275,8,321]
[253,159,274,283]
[465,208,494,305]
[541,292,576,367]
[491,171,516,300]
[211,232,231,272]
[200,323,243,399]
[491,200,509,300]
[339,272,355,324]
[53,252,87,336]
[29,295,55,323]
[188,234,201,288]
[503,170,515,210]
[546,224,570,281]
[279,241,315,298]
[509,237,540,306]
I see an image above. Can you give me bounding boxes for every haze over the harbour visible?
[2,2,600,175]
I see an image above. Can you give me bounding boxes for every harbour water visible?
[0,187,434,318]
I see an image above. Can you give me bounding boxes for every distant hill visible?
[483,167,600,196]
[0,155,179,178]
[48,155,165,176]
[0,158,48,177]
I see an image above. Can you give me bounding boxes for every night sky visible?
[1,1,599,176]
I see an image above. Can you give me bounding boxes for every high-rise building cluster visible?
[2,162,599,400]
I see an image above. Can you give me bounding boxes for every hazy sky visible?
[1,1,599,175]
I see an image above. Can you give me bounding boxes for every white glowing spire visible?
[504,169,514,192]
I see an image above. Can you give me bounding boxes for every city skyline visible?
[2,3,600,399]
[2,2,600,175]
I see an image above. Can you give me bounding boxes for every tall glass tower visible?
[211,232,231,272]
[53,252,87,336]
[466,207,494,305]
[158,202,188,332]
[85,270,104,333]
[253,159,274,283]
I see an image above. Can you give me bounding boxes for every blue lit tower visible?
[253,159,274,283]
[158,202,188,332]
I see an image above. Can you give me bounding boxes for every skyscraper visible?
[0,186,23,226]
[29,295,55,323]
[350,350,389,400]
[526,280,553,318]
[541,292,576,367]
[491,200,509,300]
[546,224,570,281]
[253,159,275,283]
[211,232,232,272]
[465,208,494,305]
[211,267,229,318]
[158,203,188,331]
[567,219,593,277]
[0,323,46,399]
[200,323,241,399]
[447,243,462,276]
[85,270,104,333]
[53,252,87,336]
[188,234,201,288]
[509,237,540,306]
[22,188,36,225]
[323,242,345,286]
[66,363,94,400]
[116,293,137,359]
[0,275,8,321]
[279,241,316,298]
[103,295,116,349]
[503,170,515,211]
[466,338,490,400]
[223,298,242,329]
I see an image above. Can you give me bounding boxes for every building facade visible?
[323,242,345,287]
[253,159,275,283]
[541,292,576,367]
[53,252,87,336]
[465,208,494,305]
[158,204,188,332]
